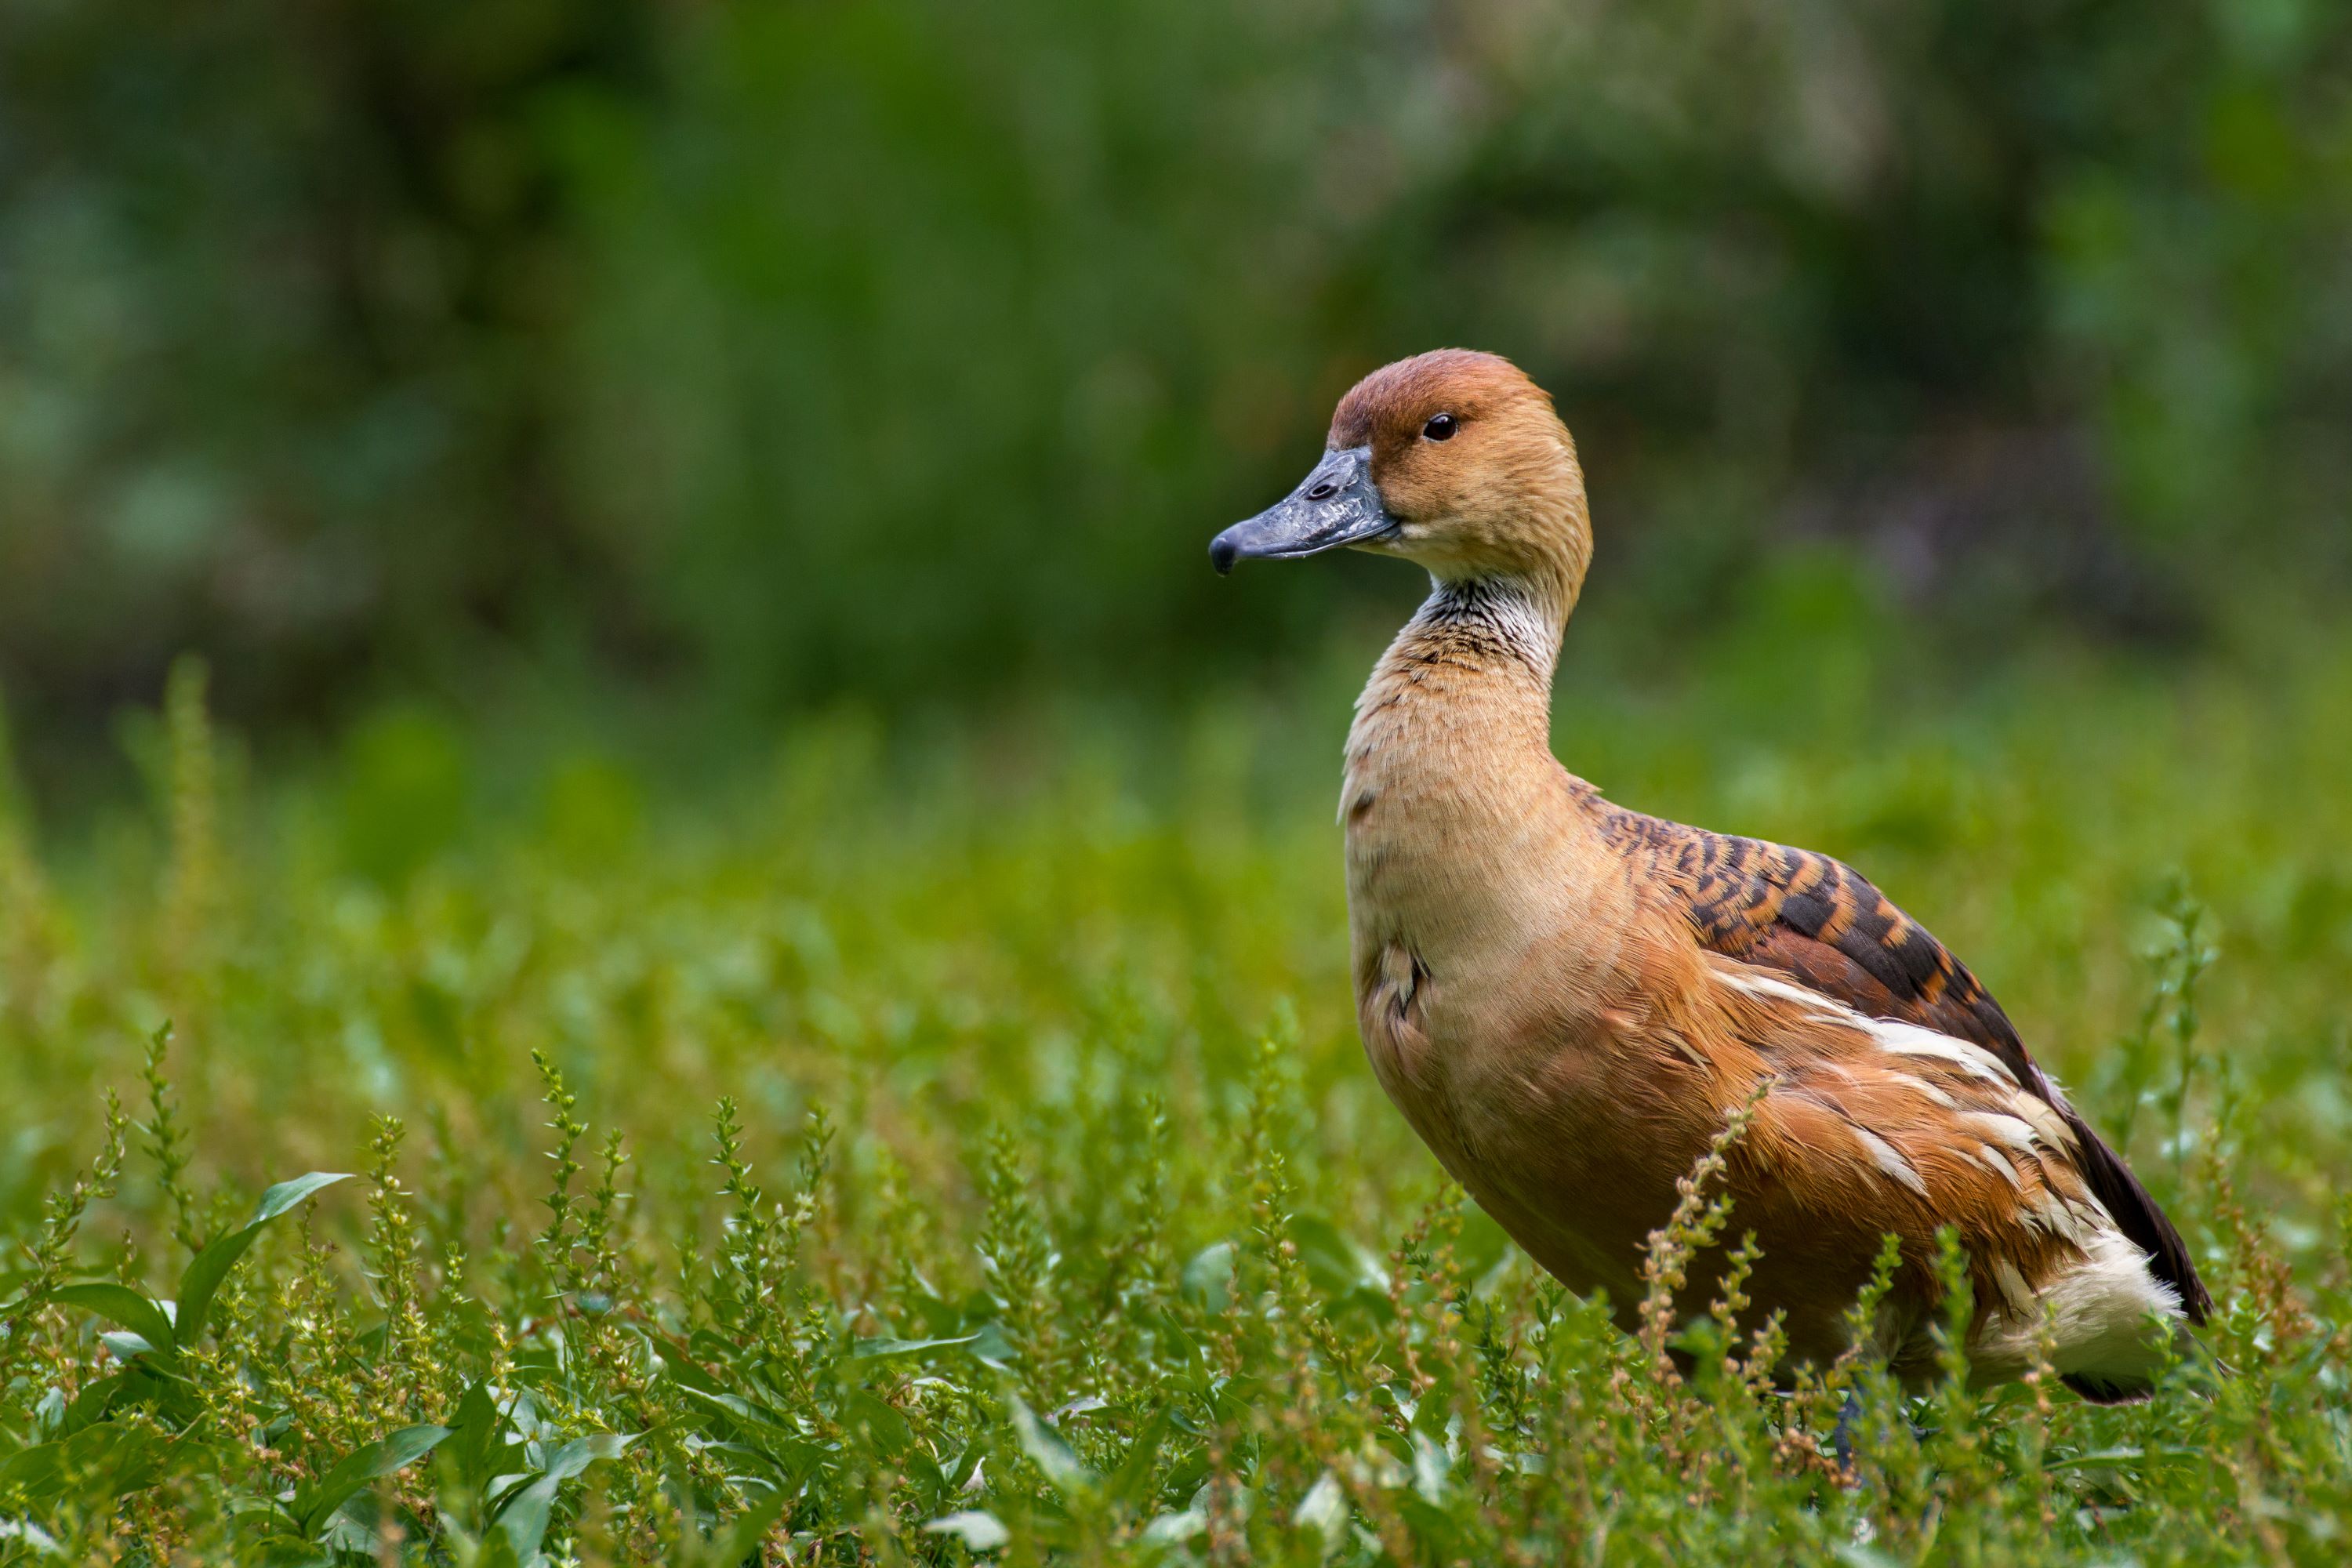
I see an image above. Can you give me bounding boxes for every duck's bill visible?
[1210,445,1398,575]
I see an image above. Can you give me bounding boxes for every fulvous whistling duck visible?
[1210,350,2209,1399]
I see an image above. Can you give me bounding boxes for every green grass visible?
[2,619,2351,1563]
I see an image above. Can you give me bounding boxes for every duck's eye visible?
[1422,413,1458,441]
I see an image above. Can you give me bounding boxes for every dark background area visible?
[3,0,2348,773]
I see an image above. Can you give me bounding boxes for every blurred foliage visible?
[4,0,2350,740]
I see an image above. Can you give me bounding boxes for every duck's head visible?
[1210,349,1590,604]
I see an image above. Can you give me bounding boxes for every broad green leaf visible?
[471,1530,527,1568]
[924,1510,1009,1552]
[939,1434,986,1503]
[316,1504,380,1557]
[1409,1431,1450,1504]
[1141,1509,1206,1545]
[537,1432,633,1489]
[1210,1373,1267,1434]
[1006,1390,1092,1495]
[441,1379,516,1498]
[673,1382,797,1436]
[2043,1444,2205,1471]
[967,1320,1019,1367]
[60,1371,130,1436]
[177,1172,351,1345]
[292,1423,451,1537]
[173,1231,268,1348]
[1,1439,71,1497]
[843,1388,915,1457]
[850,1332,979,1362]
[493,1432,634,1563]
[49,1283,176,1356]
[655,1347,724,1396]
[667,1389,826,1486]
[1293,1471,1347,1558]
[0,1422,168,1504]
[252,1171,354,1225]
[1180,1242,1234,1314]
[694,1483,793,1567]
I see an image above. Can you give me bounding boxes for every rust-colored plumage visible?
[1214,348,2209,1399]
[1603,809,2209,1334]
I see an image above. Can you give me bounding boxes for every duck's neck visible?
[1340,568,1586,964]
[1351,571,1570,764]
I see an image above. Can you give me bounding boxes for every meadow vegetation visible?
[5,0,2351,1560]
[2,608,2351,1563]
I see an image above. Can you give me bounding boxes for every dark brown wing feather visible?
[1599,807,2212,1324]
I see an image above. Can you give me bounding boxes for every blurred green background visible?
[3,13,2352,1552]
[3,0,2350,778]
